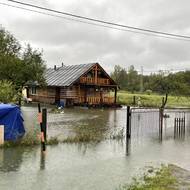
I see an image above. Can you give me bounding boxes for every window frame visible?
[31,86,37,95]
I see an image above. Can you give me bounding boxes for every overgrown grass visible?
[117,91,190,108]
[62,125,125,143]
[117,165,177,190]
[0,133,59,148]
[63,125,108,143]
[0,126,125,147]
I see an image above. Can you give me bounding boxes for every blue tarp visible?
[0,104,25,141]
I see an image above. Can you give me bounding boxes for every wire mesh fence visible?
[21,106,41,144]
[131,108,160,139]
[21,105,190,145]
[130,107,190,140]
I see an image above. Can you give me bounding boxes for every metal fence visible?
[129,107,190,140]
[131,108,160,139]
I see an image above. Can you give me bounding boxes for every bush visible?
[145,89,152,95]
[0,80,17,103]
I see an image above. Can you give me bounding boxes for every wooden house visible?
[27,63,118,107]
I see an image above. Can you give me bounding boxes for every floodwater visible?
[1,106,190,190]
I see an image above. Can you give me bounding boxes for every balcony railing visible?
[80,77,110,85]
[79,96,114,104]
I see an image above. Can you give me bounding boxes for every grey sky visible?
[0,0,190,74]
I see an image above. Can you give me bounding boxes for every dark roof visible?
[45,63,96,86]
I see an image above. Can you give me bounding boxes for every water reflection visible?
[1,107,190,190]
[40,151,46,170]
[0,148,24,172]
[126,138,131,156]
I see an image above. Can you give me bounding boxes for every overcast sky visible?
[0,0,190,74]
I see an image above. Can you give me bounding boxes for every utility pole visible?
[140,66,144,93]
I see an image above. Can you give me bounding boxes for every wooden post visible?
[42,108,47,142]
[114,87,117,104]
[0,125,4,145]
[126,106,131,139]
[95,65,98,84]
[159,108,163,140]
[38,103,46,152]
[133,96,136,106]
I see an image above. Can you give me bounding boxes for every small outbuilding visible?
[0,104,25,141]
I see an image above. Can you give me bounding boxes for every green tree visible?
[126,65,140,92]
[111,65,127,89]
[0,27,46,102]
[0,80,16,103]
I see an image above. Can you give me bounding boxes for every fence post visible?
[133,96,136,106]
[174,118,176,138]
[183,115,185,136]
[42,108,47,142]
[126,106,131,139]
[38,103,46,152]
[159,108,163,140]
[0,125,4,145]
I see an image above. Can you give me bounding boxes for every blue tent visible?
[0,104,25,141]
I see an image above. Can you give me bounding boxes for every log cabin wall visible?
[59,85,79,104]
[60,86,78,99]
[29,87,55,104]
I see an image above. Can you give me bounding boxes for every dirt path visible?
[169,164,190,189]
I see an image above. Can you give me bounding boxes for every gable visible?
[77,63,117,86]
[45,63,117,87]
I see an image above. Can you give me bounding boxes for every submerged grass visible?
[117,165,177,190]
[0,134,59,148]
[0,126,124,147]
[62,125,125,143]
[63,125,108,143]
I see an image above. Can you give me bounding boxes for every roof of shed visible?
[45,63,96,86]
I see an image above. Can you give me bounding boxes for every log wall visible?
[29,87,55,104]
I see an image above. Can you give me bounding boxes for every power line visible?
[2,3,190,42]
[129,68,190,73]
[3,0,190,42]
[138,69,189,74]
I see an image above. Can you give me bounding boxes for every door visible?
[55,87,60,104]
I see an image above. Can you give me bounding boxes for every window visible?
[31,87,37,95]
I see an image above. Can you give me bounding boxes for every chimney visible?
[54,65,57,70]
[62,62,64,67]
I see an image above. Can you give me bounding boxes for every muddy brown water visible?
[1,106,190,190]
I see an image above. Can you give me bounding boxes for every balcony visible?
[80,77,110,85]
[79,96,114,104]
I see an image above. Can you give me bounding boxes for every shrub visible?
[0,80,17,103]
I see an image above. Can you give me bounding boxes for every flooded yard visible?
[1,106,190,190]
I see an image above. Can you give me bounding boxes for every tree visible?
[20,44,46,87]
[0,80,16,103]
[111,65,127,89]
[126,65,140,92]
[0,27,46,98]
[0,28,21,56]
